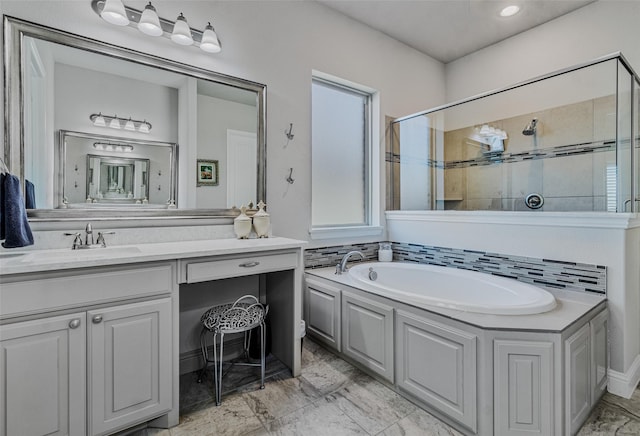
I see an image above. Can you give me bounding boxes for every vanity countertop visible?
[0,237,306,276]
[306,264,606,332]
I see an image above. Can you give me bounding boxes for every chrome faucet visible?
[64,223,114,249]
[85,223,94,246]
[336,250,365,275]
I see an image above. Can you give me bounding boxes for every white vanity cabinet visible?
[88,298,172,436]
[565,309,609,436]
[0,312,87,436]
[304,277,342,351]
[0,263,176,436]
[341,291,395,382]
[396,310,477,433]
[493,339,555,436]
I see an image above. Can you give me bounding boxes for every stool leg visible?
[260,321,266,389]
[215,332,225,406]
[197,328,208,383]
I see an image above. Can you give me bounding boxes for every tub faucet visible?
[336,250,365,275]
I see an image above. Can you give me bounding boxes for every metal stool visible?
[198,295,269,405]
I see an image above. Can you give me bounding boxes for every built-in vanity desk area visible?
[0,237,305,436]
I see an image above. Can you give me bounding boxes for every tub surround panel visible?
[306,265,605,332]
[305,241,606,296]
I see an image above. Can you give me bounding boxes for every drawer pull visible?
[68,319,81,329]
[239,261,260,268]
[92,315,103,324]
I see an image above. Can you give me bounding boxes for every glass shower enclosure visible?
[388,53,640,213]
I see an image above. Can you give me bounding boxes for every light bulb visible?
[109,116,121,129]
[138,2,163,36]
[138,121,150,133]
[171,13,194,46]
[124,118,136,131]
[500,5,520,17]
[92,113,106,127]
[200,22,221,53]
[101,0,130,26]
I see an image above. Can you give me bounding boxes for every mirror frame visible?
[3,16,266,220]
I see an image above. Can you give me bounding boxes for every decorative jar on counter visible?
[378,242,393,262]
[253,201,270,238]
[234,205,252,239]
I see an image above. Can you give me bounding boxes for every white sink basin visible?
[20,246,142,263]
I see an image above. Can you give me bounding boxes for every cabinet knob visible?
[68,319,81,329]
[92,315,103,324]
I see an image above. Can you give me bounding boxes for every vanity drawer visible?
[183,252,298,283]
[0,264,174,320]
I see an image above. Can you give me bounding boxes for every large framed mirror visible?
[4,16,266,220]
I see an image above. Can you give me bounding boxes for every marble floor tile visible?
[242,374,321,425]
[326,377,417,434]
[171,393,266,436]
[600,389,640,419]
[378,407,464,436]
[265,398,368,436]
[577,400,640,435]
[130,338,640,436]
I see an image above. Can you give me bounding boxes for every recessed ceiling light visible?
[500,5,521,17]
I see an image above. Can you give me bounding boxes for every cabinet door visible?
[88,298,172,436]
[396,310,477,432]
[342,292,394,382]
[590,310,608,404]
[494,340,554,436]
[566,324,591,436]
[0,313,86,436]
[305,278,341,351]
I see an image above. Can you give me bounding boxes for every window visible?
[311,76,379,238]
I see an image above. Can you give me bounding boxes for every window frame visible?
[310,74,382,240]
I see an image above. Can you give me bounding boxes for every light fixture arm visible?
[90,0,221,50]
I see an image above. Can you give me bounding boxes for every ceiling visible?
[316,0,597,63]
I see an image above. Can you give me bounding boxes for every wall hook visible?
[286,168,295,184]
[285,123,294,140]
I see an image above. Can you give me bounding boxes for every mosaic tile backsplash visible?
[304,242,606,295]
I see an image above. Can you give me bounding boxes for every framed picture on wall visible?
[196,159,219,186]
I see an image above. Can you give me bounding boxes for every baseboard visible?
[608,355,640,399]
[179,337,246,375]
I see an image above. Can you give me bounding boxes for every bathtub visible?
[348,262,556,315]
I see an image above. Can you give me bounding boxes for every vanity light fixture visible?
[500,5,521,17]
[93,142,134,152]
[100,0,129,26]
[138,2,162,36]
[171,13,194,46]
[91,0,222,54]
[90,113,152,133]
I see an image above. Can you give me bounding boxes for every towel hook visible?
[285,123,294,140]
[286,168,295,184]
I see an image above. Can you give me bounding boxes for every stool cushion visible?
[201,301,266,333]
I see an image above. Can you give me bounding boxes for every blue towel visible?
[1,173,34,248]
[25,179,36,209]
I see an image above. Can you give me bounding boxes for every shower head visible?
[522,118,538,136]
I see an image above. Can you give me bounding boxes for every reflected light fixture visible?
[138,2,162,36]
[500,5,521,17]
[171,13,194,46]
[93,142,134,152]
[200,22,221,53]
[90,113,152,133]
[100,0,130,26]
[92,0,222,54]
[109,116,121,129]
[124,118,136,131]
[92,112,107,127]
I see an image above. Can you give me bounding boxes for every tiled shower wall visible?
[442,95,616,212]
[305,242,606,295]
